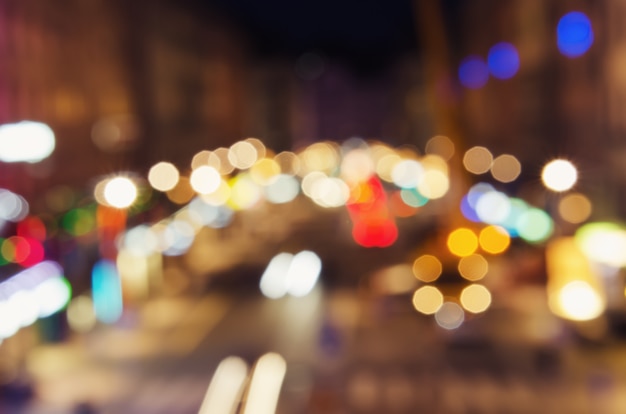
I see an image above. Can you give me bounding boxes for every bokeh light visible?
[435,302,465,330]
[479,225,511,254]
[228,141,258,170]
[67,295,97,333]
[458,254,489,281]
[460,284,492,313]
[148,162,179,192]
[391,159,424,188]
[425,135,455,161]
[516,208,554,243]
[491,154,521,183]
[447,228,479,257]
[250,158,281,185]
[575,222,626,268]
[0,121,55,163]
[190,166,221,195]
[487,42,520,79]
[541,159,578,192]
[102,177,138,209]
[412,286,444,315]
[412,254,442,283]
[264,174,300,204]
[416,170,449,199]
[557,11,594,58]
[475,191,511,225]
[463,146,493,174]
[554,281,604,321]
[166,176,196,205]
[558,193,592,224]
[458,56,489,89]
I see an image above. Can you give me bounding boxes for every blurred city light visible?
[0,261,69,339]
[447,228,479,257]
[490,154,521,183]
[190,166,221,195]
[0,121,55,163]
[412,254,443,283]
[458,254,489,281]
[92,259,123,324]
[487,42,520,79]
[546,237,606,321]
[435,302,465,330]
[463,146,493,174]
[242,352,287,414]
[458,56,489,89]
[558,193,592,224]
[575,222,626,268]
[148,162,180,192]
[199,356,249,414]
[541,159,578,192]
[460,284,492,313]
[412,286,444,315]
[557,11,594,58]
[102,176,138,209]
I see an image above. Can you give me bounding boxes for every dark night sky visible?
[174,0,464,73]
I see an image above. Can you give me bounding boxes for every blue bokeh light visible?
[488,43,520,79]
[458,56,489,89]
[557,11,593,58]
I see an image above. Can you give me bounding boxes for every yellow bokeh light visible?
[200,179,231,206]
[228,174,262,210]
[190,166,221,195]
[412,254,442,282]
[553,280,605,321]
[102,177,137,209]
[417,170,449,199]
[491,154,521,183]
[273,151,300,176]
[425,135,455,161]
[558,193,592,224]
[412,286,444,315]
[447,228,478,257]
[458,254,489,281]
[460,284,492,313]
[376,153,401,182]
[250,158,281,186]
[148,162,179,192]
[479,225,511,254]
[463,146,493,175]
[299,142,339,175]
[541,159,577,192]
[228,141,258,170]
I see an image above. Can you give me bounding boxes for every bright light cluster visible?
[0,261,71,340]
[145,138,452,217]
[461,182,554,244]
[259,251,322,299]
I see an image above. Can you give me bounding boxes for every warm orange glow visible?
[479,225,511,254]
[558,193,592,224]
[491,154,521,183]
[166,177,195,205]
[412,254,442,282]
[463,146,493,174]
[447,228,479,257]
[458,254,489,281]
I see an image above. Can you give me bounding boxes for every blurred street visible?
[1,281,625,413]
